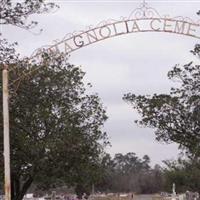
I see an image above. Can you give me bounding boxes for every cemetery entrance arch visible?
[10,1,200,85]
[3,3,200,200]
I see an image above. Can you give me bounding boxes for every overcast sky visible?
[2,0,200,166]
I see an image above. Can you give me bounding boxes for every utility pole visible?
[3,64,11,200]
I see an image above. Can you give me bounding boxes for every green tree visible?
[123,49,200,158]
[0,0,56,197]
[95,152,165,194]
[0,0,107,197]
[0,0,58,65]
[97,152,163,194]
[0,51,108,200]
[0,0,58,30]
[163,158,200,192]
[96,153,115,192]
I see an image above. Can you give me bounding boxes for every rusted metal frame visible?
[25,18,200,59]
[39,18,200,54]
[9,18,200,86]
[2,64,11,200]
[11,17,200,62]
[44,18,200,52]
[8,17,200,75]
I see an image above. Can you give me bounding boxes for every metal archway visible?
[33,1,200,56]
[10,1,200,85]
[2,3,200,200]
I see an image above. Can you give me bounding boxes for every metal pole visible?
[3,65,11,200]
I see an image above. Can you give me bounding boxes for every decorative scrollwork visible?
[128,1,161,19]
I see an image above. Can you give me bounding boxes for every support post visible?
[3,65,11,200]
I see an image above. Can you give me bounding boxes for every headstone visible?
[172,183,176,200]
[51,191,56,200]
[185,191,200,200]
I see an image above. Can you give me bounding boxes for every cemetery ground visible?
[20,192,200,200]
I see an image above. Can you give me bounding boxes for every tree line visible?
[96,153,200,194]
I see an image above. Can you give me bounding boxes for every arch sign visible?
[33,1,200,58]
